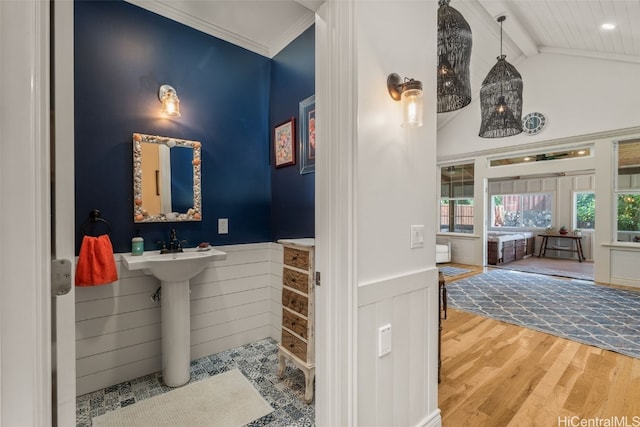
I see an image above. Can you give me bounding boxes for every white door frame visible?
[52,0,77,425]
[0,1,360,425]
[314,1,359,425]
[0,1,52,425]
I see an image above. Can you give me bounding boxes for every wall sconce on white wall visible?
[387,73,424,128]
[159,84,181,117]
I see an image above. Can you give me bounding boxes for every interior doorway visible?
[486,171,596,281]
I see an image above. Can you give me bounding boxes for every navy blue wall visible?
[75,0,273,253]
[270,26,316,240]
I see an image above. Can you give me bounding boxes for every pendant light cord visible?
[500,17,503,57]
[498,16,506,99]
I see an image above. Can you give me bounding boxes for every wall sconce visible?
[159,84,181,117]
[387,73,423,128]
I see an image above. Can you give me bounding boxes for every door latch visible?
[315,271,321,286]
[51,259,72,296]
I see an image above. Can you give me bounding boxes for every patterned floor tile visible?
[76,338,314,427]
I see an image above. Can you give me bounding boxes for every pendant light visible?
[479,16,523,138]
[437,0,472,113]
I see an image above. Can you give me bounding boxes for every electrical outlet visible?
[218,218,228,234]
[378,324,392,357]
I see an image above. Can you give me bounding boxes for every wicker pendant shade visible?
[437,0,472,113]
[479,16,523,138]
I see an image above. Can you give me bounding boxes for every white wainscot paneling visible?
[574,175,594,190]
[513,180,527,194]
[270,243,284,341]
[500,181,514,194]
[357,269,440,427]
[75,242,280,395]
[542,178,557,191]
[450,237,475,265]
[527,178,542,193]
[610,248,640,288]
[489,181,501,194]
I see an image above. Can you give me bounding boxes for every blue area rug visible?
[439,266,471,277]
[446,269,640,359]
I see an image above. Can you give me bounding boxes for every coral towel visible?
[75,234,118,286]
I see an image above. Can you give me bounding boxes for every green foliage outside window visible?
[618,194,640,231]
[575,193,595,229]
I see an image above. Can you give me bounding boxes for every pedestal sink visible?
[122,248,227,387]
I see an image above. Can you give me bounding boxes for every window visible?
[574,192,595,230]
[440,163,474,233]
[489,148,591,167]
[491,193,552,228]
[616,139,640,242]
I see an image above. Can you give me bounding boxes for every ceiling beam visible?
[476,0,538,58]
[540,46,640,65]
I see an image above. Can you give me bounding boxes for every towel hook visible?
[81,209,112,236]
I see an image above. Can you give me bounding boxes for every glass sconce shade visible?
[387,73,424,128]
[478,55,523,138]
[401,88,424,128]
[437,0,472,113]
[159,84,181,117]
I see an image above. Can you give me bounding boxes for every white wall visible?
[75,243,282,395]
[355,2,440,426]
[437,53,640,158]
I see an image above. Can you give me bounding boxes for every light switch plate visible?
[410,225,425,249]
[378,324,392,357]
[218,218,229,234]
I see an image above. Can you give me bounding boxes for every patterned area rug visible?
[439,266,471,277]
[492,263,593,281]
[446,269,640,359]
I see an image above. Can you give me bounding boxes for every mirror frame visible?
[133,132,202,223]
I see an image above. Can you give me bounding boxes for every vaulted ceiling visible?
[127,0,640,121]
[439,0,640,124]
[127,1,640,60]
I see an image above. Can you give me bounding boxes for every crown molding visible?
[126,0,272,57]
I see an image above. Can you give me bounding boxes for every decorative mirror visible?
[132,133,202,223]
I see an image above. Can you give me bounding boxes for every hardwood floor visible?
[438,268,640,426]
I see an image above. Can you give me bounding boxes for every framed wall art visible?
[299,95,316,174]
[274,117,296,168]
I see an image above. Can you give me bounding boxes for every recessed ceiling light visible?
[601,23,616,30]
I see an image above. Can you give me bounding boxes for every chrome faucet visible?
[159,228,184,254]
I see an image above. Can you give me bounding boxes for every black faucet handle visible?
[170,228,177,240]
[157,240,167,249]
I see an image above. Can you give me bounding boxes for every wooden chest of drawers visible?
[277,239,315,403]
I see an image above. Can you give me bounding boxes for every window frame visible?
[573,191,595,231]
[439,163,474,234]
[439,198,474,234]
[614,140,640,243]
